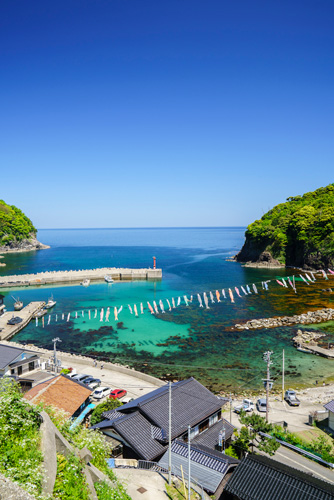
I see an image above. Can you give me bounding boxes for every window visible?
[190,425,199,440]
[18,366,22,376]
[199,419,209,433]
[209,413,218,426]
[28,361,35,371]
[11,369,15,375]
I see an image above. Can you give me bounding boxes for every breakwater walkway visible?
[0,301,45,340]
[0,267,162,288]
[234,308,334,330]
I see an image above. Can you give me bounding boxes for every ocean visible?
[1,227,334,393]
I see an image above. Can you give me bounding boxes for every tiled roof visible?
[158,440,232,493]
[0,344,35,370]
[102,409,124,420]
[112,411,167,460]
[120,377,228,439]
[225,454,334,500]
[24,374,92,416]
[324,400,334,413]
[93,377,229,461]
[192,418,234,449]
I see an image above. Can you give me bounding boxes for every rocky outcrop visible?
[0,234,49,254]
[235,248,283,268]
[234,308,334,330]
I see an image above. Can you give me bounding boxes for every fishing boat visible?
[80,279,90,287]
[45,295,57,309]
[34,308,48,319]
[104,275,114,283]
[12,296,23,311]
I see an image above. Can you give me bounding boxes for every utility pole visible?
[188,425,191,500]
[52,337,62,375]
[263,351,273,423]
[282,349,285,402]
[168,381,172,485]
[229,393,232,424]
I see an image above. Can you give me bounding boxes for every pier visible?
[0,301,45,341]
[0,267,162,289]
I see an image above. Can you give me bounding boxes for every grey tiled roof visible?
[158,440,231,493]
[192,418,234,449]
[0,344,35,370]
[120,377,228,440]
[324,400,334,413]
[112,411,167,460]
[225,454,334,500]
[93,377,229,461]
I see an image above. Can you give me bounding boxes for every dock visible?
[0,267,162,289]
[0,301,45,341]
[295,344,334,359]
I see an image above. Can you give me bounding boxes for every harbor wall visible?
[0,267,162,288]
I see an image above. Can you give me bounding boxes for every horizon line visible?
[37,226,247,230]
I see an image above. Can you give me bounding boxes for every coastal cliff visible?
[0,200,48,255]
[235,184,334,269]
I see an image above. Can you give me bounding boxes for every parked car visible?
[256,398,267,412]
[7,316,23,325]
[92,387,111,400]
[122,396,134,405]
[87,379,101,390]
[82,377,97,386]
[109,389,127,400]
[234,399,255,413]
[284,390,300,406]
[72,374,90,383]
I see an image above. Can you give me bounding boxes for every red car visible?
[109,389,127,400]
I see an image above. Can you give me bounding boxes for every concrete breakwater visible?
[0,267,162,288]
[234,308,334,330]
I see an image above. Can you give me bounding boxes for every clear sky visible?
[1,0,333,228]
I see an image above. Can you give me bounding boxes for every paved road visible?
[264,445,334,485]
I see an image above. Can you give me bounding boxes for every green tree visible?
[231,411,280,458]
[90,398,122,426]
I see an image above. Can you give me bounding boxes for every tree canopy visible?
[0,199,36,246]
[240,184,334,267]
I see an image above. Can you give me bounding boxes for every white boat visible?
[34,308,48,318]
[80,279,90,287]
[104,275,114,283]
[45,295,57,309]
[12,296,23,311]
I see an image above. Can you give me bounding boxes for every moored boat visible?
[45,295,56,309]
[80,279,90,287]
[104,275,114,283]
[34,308,48,318]
[12,296,23,311]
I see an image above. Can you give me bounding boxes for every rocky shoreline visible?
[0,236,49,256]
[234,307,334,330]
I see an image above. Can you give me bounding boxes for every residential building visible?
[0,343,40,377]
[92,377,234,461]
[223,454,334,500]
[24,374,92,417]
[324,399,334,433]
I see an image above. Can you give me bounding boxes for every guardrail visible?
[259,431,334,469]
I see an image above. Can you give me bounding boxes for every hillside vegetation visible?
[0,199,36,247]
[236,184,334,269]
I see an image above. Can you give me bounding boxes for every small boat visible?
[12,296,23,311]
[80,279,90,287]
[45,295,57,309]
[296,344,311,354]
[104,275,114,283]
[34,308,48,318]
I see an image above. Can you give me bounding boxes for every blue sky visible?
[1,0,333,228]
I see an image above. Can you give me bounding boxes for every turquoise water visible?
[2,227,334,392]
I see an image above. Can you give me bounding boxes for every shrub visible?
[53,453,90,500]
[90,399,122,426]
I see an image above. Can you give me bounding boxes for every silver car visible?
[92,386,111,400]
[256,398,267,412]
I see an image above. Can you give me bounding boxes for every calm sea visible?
[2,227,334,392]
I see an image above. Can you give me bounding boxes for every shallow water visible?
[2,227,334,392]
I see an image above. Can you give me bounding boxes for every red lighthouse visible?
[153,256,156,269]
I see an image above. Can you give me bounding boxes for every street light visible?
[52,337,61,374]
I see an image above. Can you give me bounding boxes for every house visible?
[324,399,334,433]
[158,440,239,498]
[0,343,40,377]
[92,377,234,461]
[223,454,334,500]
[24,374,92,417]
[0,294,5,316]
